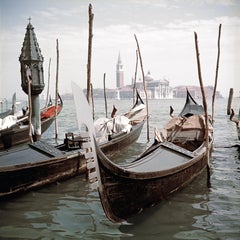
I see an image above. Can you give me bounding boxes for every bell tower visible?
[116,52,124,89]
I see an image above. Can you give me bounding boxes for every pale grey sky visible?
[0,0,240,100]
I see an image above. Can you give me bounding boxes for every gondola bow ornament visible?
[71,81,100,189]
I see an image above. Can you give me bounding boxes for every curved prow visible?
[58,93,63,108]
[132,90,144,109]
[170,106,174,118]
[179,89,204,117]
[111,105,117,118]
[230,109,239,126]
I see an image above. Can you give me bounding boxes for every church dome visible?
[145,71,154,81]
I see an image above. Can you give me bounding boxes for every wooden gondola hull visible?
[98,150,208,222]
[0,120,144,199]
[0,116,55,150]
[0,150,86,199]
[0,102,63,150]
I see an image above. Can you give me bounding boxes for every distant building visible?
[173,86,222,98]
[133,71,173,99]
[142,71,173,99]
[116,52,124,89]
[116,53,173,99]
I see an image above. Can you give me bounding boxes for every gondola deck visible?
[124,144,193,173]
[0,142,74,168]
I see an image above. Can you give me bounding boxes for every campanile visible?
[116,52,124,88]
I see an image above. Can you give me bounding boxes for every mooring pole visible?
[227,88,234,115]
[55,39,59,140]
[45,58,51,107]
[103,73,108,118]
[133,49,138,105]
[90,83,95,120]
[212,24,222,124]
[25,66,33,143]
[134,34,150,141]
[87,3,94,104]
[194,32,211,181]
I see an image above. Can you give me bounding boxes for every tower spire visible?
[116,51,124,89]
[117,52,122,64]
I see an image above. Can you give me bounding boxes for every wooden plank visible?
[161,141,194,158]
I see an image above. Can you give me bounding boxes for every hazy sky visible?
[0,0,240,100]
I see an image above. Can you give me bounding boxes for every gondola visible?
[93,90,146,156]
[0,95,63,150]
[91,90,213,222]
[0,92,146,199]
[230,108,240,140]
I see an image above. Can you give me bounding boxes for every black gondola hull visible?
[0,116,56,149]
[0,100,63,150]
[97,142,210,222]
[0,119,144,199]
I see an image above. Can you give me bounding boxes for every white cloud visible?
[1,0,240,99]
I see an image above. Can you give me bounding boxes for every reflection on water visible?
[0,176,124,239]
[120,172,212,240]
[0,98,240,239]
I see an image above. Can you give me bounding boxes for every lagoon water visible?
[0,97,239,240]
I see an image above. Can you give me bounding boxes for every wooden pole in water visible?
[134,34,150,141]
[133,49,138,105]
[55,39,59,140]
[227,88,234,115]
[90,83,95,120]
[45,58,51,107]
[103,73,108,118]
[194,32,210,176]
[212,24,222,124]
[87,3,94,104]
[25,66,33,143]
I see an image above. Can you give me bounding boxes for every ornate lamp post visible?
[19,19,45,141]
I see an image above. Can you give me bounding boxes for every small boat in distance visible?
[0,95,63,150]
[92,90,213,222]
